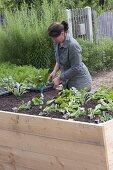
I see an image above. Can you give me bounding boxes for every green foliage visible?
[0,0,39,11]
[0,1,66,69]
[91,86,113,103]
[100,112,112,123]
[0,75,27,96]
[10,84,113,123]
[86,86,113,122]
[7,82,27,96]
[43,86,113,122]
[78,38,113,74]
[18,100,32,110]
[25,68,49,87]
[65,0,113,12]
[0,62,49,88]
[32,97,44,106]
[43,87,89,119]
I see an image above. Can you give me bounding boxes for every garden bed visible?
[0,88,113,169]
[0,88,113,124]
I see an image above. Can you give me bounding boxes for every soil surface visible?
[92,70,113,92]
[0,70,113,123]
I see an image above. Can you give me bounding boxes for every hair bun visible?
[61,21,69,32]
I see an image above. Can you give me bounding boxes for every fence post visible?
[92,10,97,41]
[84,6,93,42]
[66,9,73,36]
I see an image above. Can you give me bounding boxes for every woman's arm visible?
[48,62,60,80]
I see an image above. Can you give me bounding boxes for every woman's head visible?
[48,21,68,43]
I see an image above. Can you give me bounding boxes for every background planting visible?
[0,0,66,70]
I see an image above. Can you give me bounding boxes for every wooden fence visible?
[66,7,93,42]
[67,8,113,41]
[96,11,113,40]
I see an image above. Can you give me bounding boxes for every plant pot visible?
[0,110,112,170]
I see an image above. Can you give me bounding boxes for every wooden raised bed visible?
[0,110,113,170]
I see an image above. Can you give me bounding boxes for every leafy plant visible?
[100,112,112,123]
[43,88,89,119]
[87,105,102,119]
[0,63,50,89]
[25,68,49,87]
[0,76,15,88]
[18,100,32,110]
[0,76,27,96]
[32,97,44,106]
[7,82,27,96]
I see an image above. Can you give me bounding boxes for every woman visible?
[48,21,92,91]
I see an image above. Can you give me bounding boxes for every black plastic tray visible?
[0,84,54,97]
[0,87,12,97]
[27,84,54,92]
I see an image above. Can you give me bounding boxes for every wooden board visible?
[103,120,113,170]
[0,110,110,170]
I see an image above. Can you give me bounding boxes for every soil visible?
[92,70,113,92]
[0,89,98,123]
[0,70,113,124]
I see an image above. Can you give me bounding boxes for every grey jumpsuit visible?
[54,34,92,91]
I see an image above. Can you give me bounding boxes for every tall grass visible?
[0,0,66,69]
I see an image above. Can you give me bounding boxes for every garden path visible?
[92,70,113,92]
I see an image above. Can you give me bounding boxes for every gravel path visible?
[92,70,113,92]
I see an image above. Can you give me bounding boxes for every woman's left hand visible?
[52,76,61,89]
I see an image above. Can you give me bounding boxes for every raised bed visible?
[0,110,113,170]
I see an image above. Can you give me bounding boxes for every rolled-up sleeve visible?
[60,42,82,81]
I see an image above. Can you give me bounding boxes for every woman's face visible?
[51,32,65,43]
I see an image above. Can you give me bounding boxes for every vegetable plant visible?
[43,88,89,119]
[18,101,32,111]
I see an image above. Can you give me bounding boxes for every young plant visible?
[32,97,44,106]
[7,82,27,96]
[87,104,102,119]
[0,76,15,88]
[43,88,88,119]
[18,101,32,110]
[100,112,112,123]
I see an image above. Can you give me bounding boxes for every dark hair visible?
[48,21,68,37]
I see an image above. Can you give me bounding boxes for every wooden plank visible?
[0,163,34,170]
[0,111,104,145]
[103,119,113,170]
[0,129,106,165]
[0,146,107,170]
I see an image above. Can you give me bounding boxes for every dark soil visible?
[0,89,58,115]
[0,88,111,124]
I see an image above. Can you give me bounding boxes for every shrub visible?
[0,0,66,70]
[78,38,113,74]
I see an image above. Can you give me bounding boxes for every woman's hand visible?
[52,76,61,89]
